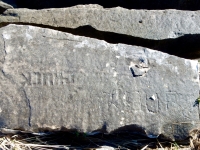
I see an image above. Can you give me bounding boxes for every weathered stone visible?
[0,24,199,140]
[2,5,200,59]
[1,5,200,40]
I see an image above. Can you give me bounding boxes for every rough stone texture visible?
[0,24,199,140]
[3,5,200,59]
[1,5,200,40]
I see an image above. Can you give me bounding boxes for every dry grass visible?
[1,128,200,150]
[0,136,70,150]
[189,129,200,150]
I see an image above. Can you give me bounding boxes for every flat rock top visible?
[1,5,200,40]
[0,24,199,140]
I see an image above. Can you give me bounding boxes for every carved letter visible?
[21,72,31,86]
[43,73,53,86]
[32,72,41,85]
[61,73,74,85]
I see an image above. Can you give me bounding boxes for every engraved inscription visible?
[21,72,74,86]
[22,70,194,120]
[43,73,53,86]
[32,72,42,85]
[54,72,74,85]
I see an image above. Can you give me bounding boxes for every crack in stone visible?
[22,89,32,127]
[0,22,200,59]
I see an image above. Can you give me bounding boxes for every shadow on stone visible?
[0,117,6,128]
[193,99,199,107]
[111,124,147,136]
[67,26,200,59]
[31,124,147,138]
[2,22,200,59]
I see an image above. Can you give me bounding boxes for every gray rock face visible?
[1,5,200,40]
[3,5,200,59]
[0,24,199,140]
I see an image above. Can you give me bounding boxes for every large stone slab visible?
[1,5,200,40]
[3,5,200,59]
[0,24,199,140]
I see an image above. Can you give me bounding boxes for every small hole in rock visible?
[139,20,143,23]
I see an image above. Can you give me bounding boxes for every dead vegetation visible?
[0,128,199,150]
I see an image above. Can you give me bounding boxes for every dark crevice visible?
[0,8,8,14]
[2,0,200,10]
[22,88,32,127]
[1,22,200,59]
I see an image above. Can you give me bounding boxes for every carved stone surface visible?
[1,5,200,40]
[0,24,199,140]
